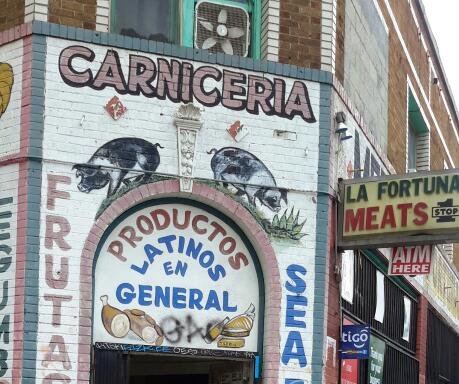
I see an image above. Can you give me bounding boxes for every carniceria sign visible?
[93,200,262,354]
[338,170,459,248]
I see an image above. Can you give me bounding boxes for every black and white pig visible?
[73,137,163,197]
[208,147,287,212]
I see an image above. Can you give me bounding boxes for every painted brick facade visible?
[0,0,458,383]
[36,36,325,383]
[0,25,335,383]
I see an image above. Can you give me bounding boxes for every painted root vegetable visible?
[100,295,130,338]
[222,303,255,337]
[0,63,13,118]
[207,304,256,349]
[124,309,164,345]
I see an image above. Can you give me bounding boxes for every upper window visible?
[407,121,417,171]
[407,88,430,172]
[110,0,260,58]
[111,0,180,43]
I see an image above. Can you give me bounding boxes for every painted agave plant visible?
[266,208,306,240]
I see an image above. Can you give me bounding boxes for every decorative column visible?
[173,104,203,192]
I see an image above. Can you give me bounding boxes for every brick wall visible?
[416,296,428,384]
[334,0,344,83]
[278,0,322,68]
[48,0,96,29]
[0,0,24,32]
[324,202,339,384]
[343,0,389,153]
[377,0,459,174]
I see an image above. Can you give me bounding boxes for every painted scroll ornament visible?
[174,104,203,192]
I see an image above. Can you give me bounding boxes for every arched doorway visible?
[90,196,266,384]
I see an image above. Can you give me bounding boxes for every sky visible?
[422,0,459,107]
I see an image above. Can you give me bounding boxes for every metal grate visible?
[94,348,129,384]
[342,251,418,353]
[426,309,459,384]
[195,1,250,56]
[356,344,419,384]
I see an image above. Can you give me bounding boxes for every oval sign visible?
[93,200,260,353]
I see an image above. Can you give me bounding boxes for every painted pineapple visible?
[0,63,13,118]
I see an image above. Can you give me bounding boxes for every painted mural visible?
[35,37,322,384]
[93,203,261,352]
[0,63,13,119]
[73,137,164,197]
[0,40,23,158]
[208,147,305,240]
[208,147,288,212]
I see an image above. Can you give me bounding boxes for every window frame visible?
[406,85,430,172]
[110,0,181,43]
[109,0,261,58]
[182,0,261,58]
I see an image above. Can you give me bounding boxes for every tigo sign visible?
[338,170,459,248]
[340,325,370,360]
[389,245,432,275]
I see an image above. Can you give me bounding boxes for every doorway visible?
[93,349,253,384]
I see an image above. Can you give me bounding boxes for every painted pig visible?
[208,147,287,212]
[73,137,163,197]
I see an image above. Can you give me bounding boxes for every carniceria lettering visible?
[59,46,316,123]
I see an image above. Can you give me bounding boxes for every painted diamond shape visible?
[227,120,248,142]
[104,96,127,120]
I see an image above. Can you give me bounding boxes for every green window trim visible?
[181,0,195,47]
[408,89,428,134]
[111,0,261,58]
[182,0,261,58]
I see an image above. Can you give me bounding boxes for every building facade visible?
[0,1,457,384]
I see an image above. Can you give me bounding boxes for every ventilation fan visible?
[195,1,250,57]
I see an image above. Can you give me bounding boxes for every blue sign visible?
[340,324,370,359]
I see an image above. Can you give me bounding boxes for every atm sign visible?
[389,245,433,275]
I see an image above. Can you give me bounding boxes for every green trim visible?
[362,249,418,300]
[110,0,116,32]
[250,0,261,59]
[408,89,428,134]
[181,0,195,46]
[92,197,266,358]
[30,21,334,84]
[170,1,180,45]
[311,83,332,383]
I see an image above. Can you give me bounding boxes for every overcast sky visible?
[422,0,459,107]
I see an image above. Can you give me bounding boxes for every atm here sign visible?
[389,245,433,275]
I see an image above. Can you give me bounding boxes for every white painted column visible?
[321,0,337,73]
[96,0,110,32]
[24,0,49,23]
[261,0,280,62]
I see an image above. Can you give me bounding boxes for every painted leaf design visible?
[272,214,280,227]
